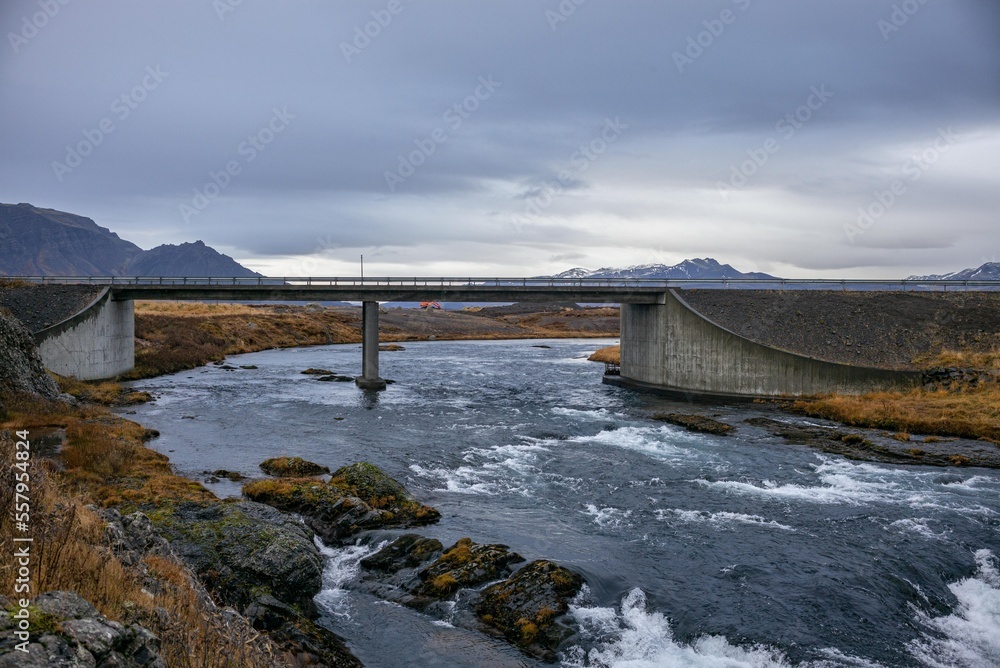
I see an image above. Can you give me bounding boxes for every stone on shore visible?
[146,500,323,615]
[0,591,166,667]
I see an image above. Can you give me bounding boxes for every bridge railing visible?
[6,276,1000,291]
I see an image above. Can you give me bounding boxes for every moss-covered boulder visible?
[242,462,440,544]
[474,560,584,662]
[147,500,323,616]
[415,538,525,599]
[259,456,330,477]
[653,413,733,435]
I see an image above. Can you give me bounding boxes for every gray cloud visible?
[1,0,998,277]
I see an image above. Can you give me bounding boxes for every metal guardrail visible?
[6,276,1000,291]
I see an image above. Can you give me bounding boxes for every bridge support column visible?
[356,301,387,391]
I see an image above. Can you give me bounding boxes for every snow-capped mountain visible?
[551,258,777,280]
[907,263,1000,281]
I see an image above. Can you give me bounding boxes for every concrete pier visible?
[355,301,387,391]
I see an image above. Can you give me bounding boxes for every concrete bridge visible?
[13,276,1000,398]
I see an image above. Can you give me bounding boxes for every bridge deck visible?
[11,276,1000,304]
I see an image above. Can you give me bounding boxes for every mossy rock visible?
[260,456,330,477]
[415,538,524,599]
[360,534,444,574]
[653,413,733,435]
[474,560,584,662]
[242,462,440,544]
[146,500,323,615]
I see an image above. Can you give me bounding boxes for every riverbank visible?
[589,344,1000,457]
[127,302,619,379]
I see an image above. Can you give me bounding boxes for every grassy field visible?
[796,349,1000,443]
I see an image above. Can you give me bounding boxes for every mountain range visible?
[0,203,259,277]
[2,202,995,282]
[907,263,1000,281]
[551,258,777,281]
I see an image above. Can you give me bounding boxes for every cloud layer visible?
[2,0,998,276]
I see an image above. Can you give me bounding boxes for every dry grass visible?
[796,385,1000,443]
[52,373,152,406]
[588,345,620,364]
[914,349,1000,371]
[0,421,276,667]
[798,346,1000,443]
[127,303,359,379]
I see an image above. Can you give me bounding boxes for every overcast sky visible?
[2,1,998,277]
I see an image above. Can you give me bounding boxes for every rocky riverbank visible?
[240,459,587,662]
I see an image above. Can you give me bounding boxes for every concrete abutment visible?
[35,289,135,380]
[613,290,920,399]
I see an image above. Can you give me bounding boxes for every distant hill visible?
[0,202,259,277]
[552,258,777,280]
[0,202,142,275]
[907,263,1000,281]
[124,241,261,278]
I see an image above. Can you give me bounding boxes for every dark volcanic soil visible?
[680,290,1000,370]
[0,284,105,332]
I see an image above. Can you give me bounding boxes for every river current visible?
[124,339,1000,668]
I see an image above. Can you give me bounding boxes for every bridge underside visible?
[107,285,667,304]
[106,284,662,391]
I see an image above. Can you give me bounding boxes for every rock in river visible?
[242,461,441,544]
[474,560,584,662]
[259,456,330,477]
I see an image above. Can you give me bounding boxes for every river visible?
[123,338,1000,667]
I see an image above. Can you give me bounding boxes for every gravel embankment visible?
[0,284,105,332]
[680,289,1000,369]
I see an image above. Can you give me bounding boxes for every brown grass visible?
[0,420,276,667]
[795,385,1000,443]
[914,349,1000,371]
[52,373,152,406]
[588,345,620,364]
[126,302,359,379]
